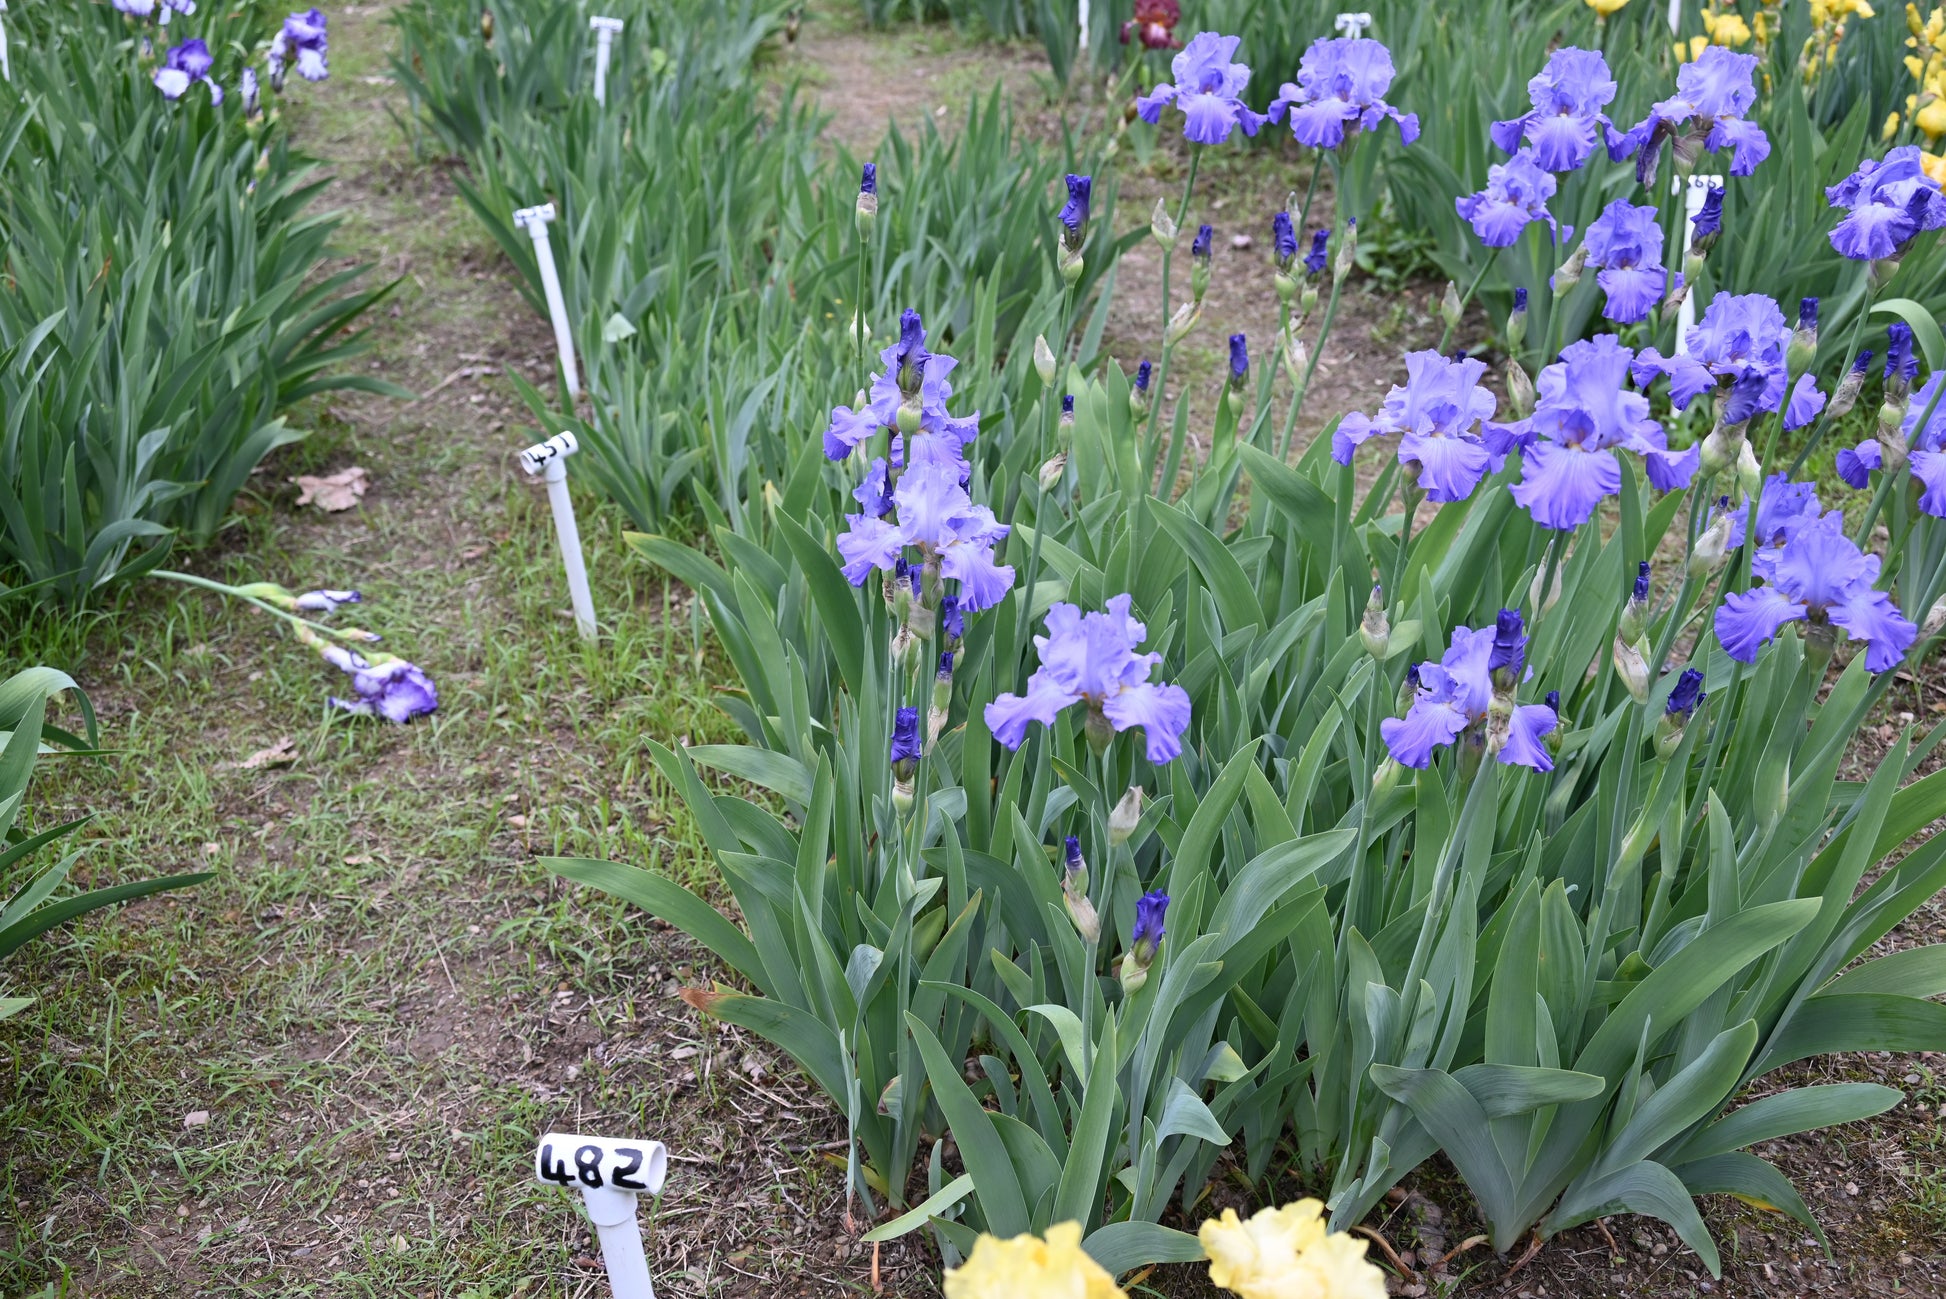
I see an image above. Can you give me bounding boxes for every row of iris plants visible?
[390,0,1130,537]
[0,0,405,606]
[465,9,1946,1288]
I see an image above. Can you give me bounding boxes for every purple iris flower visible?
[1507,335,1693,530]
[240,66,262,115]
[1135,32,1268,145]
[1583,200,1679,325]
[1730,474,1825,581]
[1455,151,1558,248]
[1490,48,1616,173]
[984,594,1193,763]
[1134,359,1152,392]
[838,461,1014,609]
[1272,211,1298,264]
[268,8,329,83]
[321,646,438,723]
[1886,322,1918,386]
[1267,37,1419,150]
[1229,334,1249,380]
[1783,374,1828,432]
[1132,890,1169,947]
[1191,224,1213,261]
[1331,351,1501,503]
[1059,174,1093,239]
[1691,186,1724,248]
[1381,625,1557,770]
[890,707,923,764]
[1714,513,1916,672]
[1826,147,1946,260]
[1632,293,1790,418]
[1611,46,1768,182]
[1665,666,1706,720]
[1836,373,1946,516]
[294,588,361,613]
[1303,229,1329,276]
[853,457,894,517]
[1489,608,1527,675]
[154,39,224,102]
[941,595,965,643]
[861,162,877,196]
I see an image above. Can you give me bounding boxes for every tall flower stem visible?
[1275,267,1345,462]
[1786,270,1875,475]
[1143,148,1203,451]
[1435,248,1500,356]
[152,569,351,642]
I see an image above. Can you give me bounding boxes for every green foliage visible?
[0,1,403,604]
[0,667,208,1021]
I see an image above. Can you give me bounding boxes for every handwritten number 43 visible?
[539,1143,648,1190]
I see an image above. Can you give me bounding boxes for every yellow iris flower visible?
[943,1223,1125,1299]
[1199,1200,1388,1299]
[1586,0,1631,14]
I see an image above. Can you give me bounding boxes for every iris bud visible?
[1552,241,1588,295]
[1620,561,1651,643]
[1150,197,1178,251]
[1037,452,1068,492]
[1921,593,1946,642]
[1689,507,1733,578]
[1359,584,1390,658]
[1333,218,1357,282]
[1613,634,1652,704]
[1788,298,1819,378]
[1505,359,1535,420]
[1736,440,1762,500]
[1164,299,1203,346]
[481,9,494,41]
[1439,281,1462,332]
[1282,327,1309,378]
[1034,334,1057,387]
[855,162,878,240]
[1529,558,1562,617]
[1109,786,1145,846]
[1507,287,1529,350]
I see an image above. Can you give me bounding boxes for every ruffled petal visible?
[1102,680,1194,763]
[1714,586,1807,663]
[983,677,1081,749]
[1834,439,1882,490]
[1399,431,1492,503]
[1497,703,1557,772]
[1909,448,1946,517]
[835,514,905,585]
[1641,442,1700,492]
[1134,82,1178,124]
[1829,587,1918,672]
[1332,411,1380,464]
[1508,442,1622,530]
[1380,697,1469,769]
[1783,373,1827,432]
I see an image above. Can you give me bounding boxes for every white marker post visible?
[520,433,598,641]
[1334,11,1373,38]
[512,202,581,397]
[0,1,11,83]
[1673,175,1723,356]
[589,16,623,105]
[1077,0,1088,53]
[534,1132,668,1299]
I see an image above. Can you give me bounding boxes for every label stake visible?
[534,1132,667,1298]
[520,433,598,641]
[1674,175,1723,357]
[512,202,581,397]
[589,17,623,105]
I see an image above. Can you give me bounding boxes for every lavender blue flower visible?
[1135,32,1268,145]
[1303,229,1329,276]
[860,162,877,195]
[1730,474,1826,582]
[1583,200,1679,325]
[154,38,223,101]
[1489,608,1527,676]
[1612,46,1768,181]
[984,594,1193,763]
[1783,374,1828,432]
[240,66,261,115]
[838,461,1014,608]
[1059,174,1093,239]
[1272,210,1298,264]
[1632,292,1790,417]
[1714,512,1916,672]
[1267,36,1418,150]
[1691,186,1724,250]
[1665,666,1706,720]
[1228,334,1249,380]
[1381,625,1556,770]
[269,8,329,83]
[1826,147,1946,260]
[1455,152,1558,248]
[1886,322,1918,386]
[890,707,923,764]
[321,646,438,723]
[1132,890,1169,949]
[1330,351,1501,503]
[1134,359,1152,392]
[1836,373,1946,516]
[1490,48,1616,173]
[1506,335,1692,529]
[1191,224,1213,262]
[1633,559,1652,603]
[941,595,965,644]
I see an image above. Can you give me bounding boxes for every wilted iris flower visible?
[1135,31,1267,145]
[295,588,361,612]
[154,39,224,102]
[1714,512,1916,671]
[1837,373,1946,516]
[1267,36,1419,150]
[269,7,329,84]
[1826,147,1946,261]
[1382,621,1557,771]
[1455,152,1558,247]
[320,645,438,723]
[1632,293,1790,418]
[1508,335,1696,530]
[1611,45,1769,182]
[1120,0,1182,50]
[1491,47,1616,173]
[1582,200,1678,325]
[985,594,1193,763]
[1332,351,1504,503]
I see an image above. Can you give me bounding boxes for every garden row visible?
[407,0,1946,1289]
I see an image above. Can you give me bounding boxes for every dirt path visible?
[1,6,926,1295]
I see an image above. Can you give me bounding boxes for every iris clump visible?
[985,594,1193,763]
[1826,146,1946,260]
[1134,31,1266,145]
[1714,511,1917,671]
[1455,152,1557,247]
[1611,44,1769,181]
[1507,336,1697,530]
[1582,200,1678,325]
[1331,351,1505,503]
[1267,36,1419,150]
[1490,47,1616,173]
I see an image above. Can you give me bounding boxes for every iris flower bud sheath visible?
[1507,286,1529,350]
[1108,786,1145,846]
[1619,561,1651,643]
[1150,197,1178,250]
[1060,836,1099,943]
[1613,633,1652,703]
[1034,335,1057,387]
[1119,891,1168,995]
[855,162,878,239]
[1359,584,1390,658]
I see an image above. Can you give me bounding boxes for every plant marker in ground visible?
[534,1132,668,1299]
[589,16,623,105]
[520,432,598,641]
[1674,175,1723,353]
[512,203,581,396]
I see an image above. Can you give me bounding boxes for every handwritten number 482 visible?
[539,1142,648,1191]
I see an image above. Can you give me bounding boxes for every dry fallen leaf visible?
[218,738,297,771]
[183,1110,211,1129]
[292,466,370,512]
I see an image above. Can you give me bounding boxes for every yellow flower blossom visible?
[1703,9,1754,46]
[1890,109,1908,139]
[1199,1200,1387,1299]
[1676,34,1711,61]
[1586,0,1631,14]
[1923,150,1946,184]
[943,1223,1124,1299]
